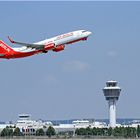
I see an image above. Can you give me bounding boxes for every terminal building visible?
[15,114,106,134]
[16,114,52,134]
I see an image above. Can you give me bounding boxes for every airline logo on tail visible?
[0,41,10,53]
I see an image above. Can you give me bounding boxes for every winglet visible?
[8,36,15,43]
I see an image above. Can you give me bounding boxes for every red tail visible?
[0,40,14,54]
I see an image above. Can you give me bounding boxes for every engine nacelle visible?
[53,45,65,52]
[44,43,55,51]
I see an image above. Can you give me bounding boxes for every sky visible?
[0,1,140,122]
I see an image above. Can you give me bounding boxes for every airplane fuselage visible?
[0,30,92,59]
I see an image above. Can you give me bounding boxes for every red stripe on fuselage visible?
[66,37,87,44]
[1,50,42,59]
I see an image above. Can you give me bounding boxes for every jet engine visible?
[53,45,65,52]
[44,43,55,51]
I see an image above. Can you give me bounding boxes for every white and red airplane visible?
[0,30,92,59]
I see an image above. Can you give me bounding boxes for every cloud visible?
[43,74,61,87]
[63,60,90,72]
[46,75,58,84]
[107,51,117,57]
[37,74,59,87]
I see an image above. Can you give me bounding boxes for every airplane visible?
[0,30,92,59]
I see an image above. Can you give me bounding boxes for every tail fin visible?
[0,40,14,54]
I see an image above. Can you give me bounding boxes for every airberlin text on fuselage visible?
[0,43,10,52]
[56,32,73,40]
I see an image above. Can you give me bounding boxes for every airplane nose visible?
[87,31,92,36]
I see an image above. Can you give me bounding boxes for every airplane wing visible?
[8,36,45,50]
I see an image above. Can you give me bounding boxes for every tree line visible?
[75,125,140,138]
[0,126,55,137]
[1,125,140,138]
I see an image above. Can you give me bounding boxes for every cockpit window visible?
[82,30,87,33]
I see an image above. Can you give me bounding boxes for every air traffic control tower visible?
[103,81,121,128]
